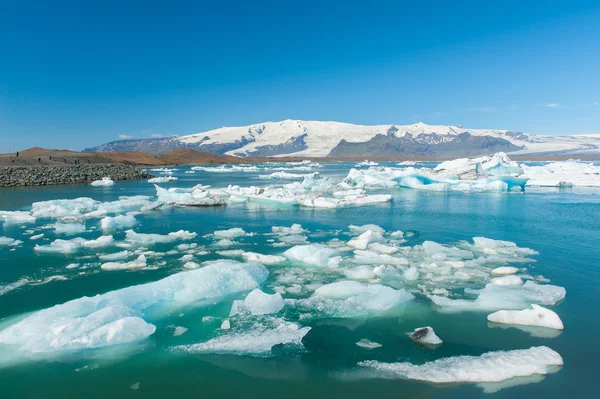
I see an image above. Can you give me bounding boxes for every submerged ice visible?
[0,261,268,353]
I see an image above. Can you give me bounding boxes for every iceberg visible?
[430,281,566,312]
[0,261,269,353]
[214,228,249,239]
[487,304,564,330]
[283,244,341,268]
[521,160,600,187]
[173,318,310,356]
[100,214,137,230]
[148,176,178,183]
[229,289,285,316]
[359,346,563,384]
[125,229,196,245]
[289,281,414,318]
[101,255,147,271]
[0,237,23,247]
[90,177,115,187]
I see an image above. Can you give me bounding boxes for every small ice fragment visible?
[173,326,188,336]
[183,262,200,269]
[356,339,382,349]
[221,319,231,330]
[214,228,248,239]
[491,275,523,286]
[129,382,140,390]
[492,266,519,275]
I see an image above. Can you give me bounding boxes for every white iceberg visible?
[90,177,115,187]
[359,346,563,384]
[487,304,564,330]
[173,318,310,356]
[0,261,269,353]
[230,289,285,316]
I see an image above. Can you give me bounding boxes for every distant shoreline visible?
[1,147,598,170]
[0,164,152,188]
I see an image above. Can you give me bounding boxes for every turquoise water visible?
[0,162,599,398]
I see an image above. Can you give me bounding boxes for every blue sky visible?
[1,0,599,152]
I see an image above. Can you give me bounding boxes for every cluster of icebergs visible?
[344,153,600,191]
[0,211,567,391]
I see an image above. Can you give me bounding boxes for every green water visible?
[0,162,598,398]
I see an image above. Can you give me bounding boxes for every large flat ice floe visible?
[0,261,268,354]
[173,318,310,356]
[359,346,563,384]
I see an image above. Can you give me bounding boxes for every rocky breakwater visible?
[0,164,153,187]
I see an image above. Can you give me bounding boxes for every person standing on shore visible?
[16,152,19,157]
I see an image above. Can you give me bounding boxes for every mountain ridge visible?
[84,120,600,158]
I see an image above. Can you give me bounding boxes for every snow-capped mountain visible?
[84,120,600,158]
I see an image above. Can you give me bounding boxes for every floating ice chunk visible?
[125,229,196,245]
[0,237,22,247]
[100,215,137,230]
[521,160,600,187]
[54,223,87,235]
[183,262,200,269]
[174,319,310,356]
[90,177,114,186]
[297,281,414,317]
[344,266,375,280]
[487,305,564,330]
[173,326,188,336]
[98,250,129,261]
[359,346,563,384]
[148,176,178,183]
[283,244,340,268]
[216,249,245,257]
[0,211,36,224]
[435,153,523,180]
[409,326,442,345]
[0,279,29,296]
[259,171,317,179]
[82,235,115,248]
[101,255,147,271]
[214,239,235,248]
[347,230,384,250]
[349,224,385,234]
[230,289,285,316]
[214,228,249,239]
[311,194,392,208]
[221,320,231,330]
[491,275,523,286]
[0,261,268,353]
[431,281,566,312]
[492,266,520,275]
[357,160,378,167]
[31,198,99,219]
[272,224,306,235]
[356,339,382,349]
[30,233,44,240]
[241,252,286,264]
[403,267,419,281]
